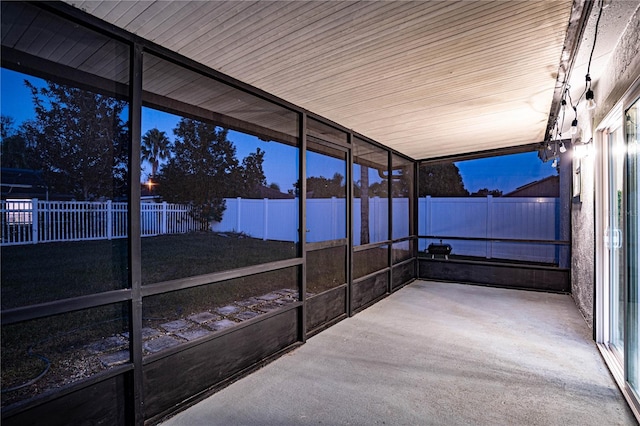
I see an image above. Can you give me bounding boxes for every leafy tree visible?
[470,188,502,197]
[268,182,281,191]
[418,162,468,197]
[359,164,370,245]
[0,115,36,169]
[156,119,267,228]
[21,81,129,200]
[240,147,266,198]
[298,172,346,198]
[141,128,171,178]
[1,115,15,140]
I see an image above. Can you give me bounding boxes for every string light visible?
[559,142,567,153]
[585,74,596,110]
[545,0,606,145]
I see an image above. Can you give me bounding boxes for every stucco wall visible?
[571,5,640,328]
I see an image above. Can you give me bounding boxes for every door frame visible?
[595,79,640,421]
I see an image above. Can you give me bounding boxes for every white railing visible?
[1,199,196,246]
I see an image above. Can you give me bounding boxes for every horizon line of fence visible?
[2,196,560,264]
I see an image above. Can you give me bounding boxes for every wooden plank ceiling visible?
[68,0,575,160]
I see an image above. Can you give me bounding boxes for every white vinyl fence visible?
[418,196,560,263]
[1,199,197,245]
[211,197,410,245]
[2,196,560,263]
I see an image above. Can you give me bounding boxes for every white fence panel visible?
[352,197,389,246]
[1,199,34,245]
[306,197,346,242]
[140,202,195,236]
[3,196,560,262]
[239,199,266,239]
[265,199,299,242]
[211,198,298,242]
[392,198,410,240]
[418,196,560,263]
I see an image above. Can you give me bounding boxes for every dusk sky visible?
[2,67,555,195]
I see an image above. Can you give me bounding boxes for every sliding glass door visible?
[627,99,639,397]
[608,125,626,361]
[599,94,640,418]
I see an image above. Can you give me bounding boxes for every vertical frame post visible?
[299,112,307,342]
[347,132,354,317]
[129,42,144,425]
[387,152,393,293]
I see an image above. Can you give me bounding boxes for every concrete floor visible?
[161,281,637,425]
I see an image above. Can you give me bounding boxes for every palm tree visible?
[141,128,171,178]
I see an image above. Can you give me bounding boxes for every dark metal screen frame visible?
[1,2,419,424]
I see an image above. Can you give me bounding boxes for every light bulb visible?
[586,89,596,110]
[559,142,567,153]
[571,119,578,135]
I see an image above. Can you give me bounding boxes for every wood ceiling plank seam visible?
[387,129,543,147]
[153,1,276,50]
[216,0,433,66]
[337,95,553,127]
[247,2,567,89]
[79,41,126,81]
[279,50,562,109]
[86,0,121,21]
[38,17,85,65]
[217,0,424,78]
[1,3,39,49]
[205,1,335,69]
[150,68,260,112]
[106,1,157,28]
[143,62,192,95]
[123,0,188,34]
[149,2,241,47]
[169,1,266,57]
[308,48,562,110]
[70,1,99,15]
[157,73,209,100]
[281,46,561,108]
[194,1,314,67]
[343,99,551,128]
[134,1,209,42]
[133,1,196,39]
[14,13,58,60]
[235,1,489,83]
[152,2,237,52]
[258,3,568,87]
[385,129,545,145]
[383,133,533,150]
[378,112,546,135]
[60,37,104,71]
[209,0,386,72]
[289,23,567,98]
[360,105,549,135]
[241,1,544,82]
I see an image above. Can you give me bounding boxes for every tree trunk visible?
[360,165,369,245]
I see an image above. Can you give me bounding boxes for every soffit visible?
[67,0,576,160]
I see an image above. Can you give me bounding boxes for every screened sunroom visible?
[1,1,639,424]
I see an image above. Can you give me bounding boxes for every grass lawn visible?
[1,233,297,309]
[1,233,397,407]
